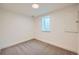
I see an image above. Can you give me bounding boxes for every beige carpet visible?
[0,39,77,55]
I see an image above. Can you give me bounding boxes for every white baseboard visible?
[0,38,33,50]
[34,38,78,54]
[0,38,78,54]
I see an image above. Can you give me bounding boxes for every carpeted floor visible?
[0,39,77,55]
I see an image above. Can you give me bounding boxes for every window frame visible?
[41,16,51,32]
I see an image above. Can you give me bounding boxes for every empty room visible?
[0,3,79,55]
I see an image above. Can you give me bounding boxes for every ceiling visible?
[0,3,76,17]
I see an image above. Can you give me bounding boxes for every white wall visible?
[0,4,78,53]
[0,9,3,49]
[0,9,34,49]
[34,5,78,53]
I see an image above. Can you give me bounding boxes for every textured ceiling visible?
[0,3,76,17]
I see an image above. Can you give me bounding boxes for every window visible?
[41,16,51,32]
